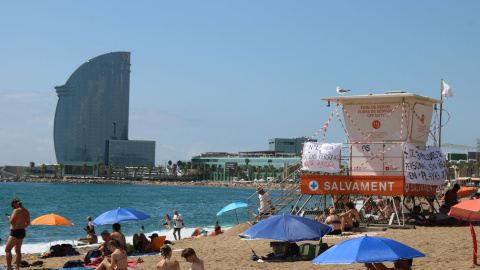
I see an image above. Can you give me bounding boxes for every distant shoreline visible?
[2,177,271,189]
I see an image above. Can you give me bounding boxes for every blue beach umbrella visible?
[216,202,249,224]
[313,235,425,265]
[92,208,150,226]
[240,214,333,242]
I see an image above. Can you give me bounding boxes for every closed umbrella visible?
[92,208,150,226]
[31,213,74,247]
[216,202,249,224]
[313,235,425,265]
[448,199,480,264]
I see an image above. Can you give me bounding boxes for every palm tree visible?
[465,162,474,177]
[227,168,233,181]
[29,162,35,172]
[168,160,173,168]
[59,164,64,179]
[147,166,153,180]
[99,165,106,178]
[41,164,47,177]
[82,164,88,178]
[93,164,98,177]
[157,165,163,180]
[270,165,276,178]
[245,158,250,180]
[249,165,256,179]
[216,165,223,181]
[53,165,58,178]
[72,166,77,176]
[121,167,128,178]
[108,165,114,179]
[263,165,269,178]
[256,166,262,179]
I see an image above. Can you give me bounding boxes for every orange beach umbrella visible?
[31,213,74,247]
[448,200,480,264]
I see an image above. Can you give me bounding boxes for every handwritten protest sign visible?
[403,143,446,186]
[302,142,342,173]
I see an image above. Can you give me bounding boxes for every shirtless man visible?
[111,223,127,250]
[156,245,180,270]
[5,198,30,270]
[181,248,204,270]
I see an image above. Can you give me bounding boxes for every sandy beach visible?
[1,222,479,270]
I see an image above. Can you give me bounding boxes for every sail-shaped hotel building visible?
[54,52,155,167]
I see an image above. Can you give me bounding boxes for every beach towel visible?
[82,260,142,268]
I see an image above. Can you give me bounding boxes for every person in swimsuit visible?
[96,240,128,270]
[111,223,127,251]
[186,226,225,239]
[156,244,180,270]
[98,230,113,257]
[324,208,342,235]
[340,201,361,233]
[84,216,95,234]
[5,198,30,270]
[158,214,174,231]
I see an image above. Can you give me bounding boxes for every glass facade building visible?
[54,52,155,166]
[268,137,316,154]
[106,140,155,167]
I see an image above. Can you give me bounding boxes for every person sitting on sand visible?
[78,229,98,244]
[340,201,360,233]
[98,230,113,257]
[324,208,342,235]
[181,248,204,270]
[96,240,128,270]
[111,223,127,251]
[156,244,180,270]
[133,233,158,253]
[365,258,413,270]
[410,205,429,225]
[186,226,225,238]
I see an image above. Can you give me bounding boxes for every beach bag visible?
[299,243,319,260]
[49,244,66,257]
[63,260,84,268]
[84,249,102,264]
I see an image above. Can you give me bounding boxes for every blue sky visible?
[0,1,478,166]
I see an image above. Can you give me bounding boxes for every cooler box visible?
[270,241,287,256]
[299,243,320,260]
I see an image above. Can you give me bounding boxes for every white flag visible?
[442,81,453,98]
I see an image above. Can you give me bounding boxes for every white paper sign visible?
[403,143,446,186]
[302,142,342,173]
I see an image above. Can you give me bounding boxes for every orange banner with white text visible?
[301,175,437,196]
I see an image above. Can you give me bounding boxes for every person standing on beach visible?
[257,187,272,217]
[181,248,204,270]
[5,198,30,270]
[444,184,460,211]
[156,244,180,270]
[172,210,183,240]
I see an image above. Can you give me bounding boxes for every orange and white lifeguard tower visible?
[300,91,445,224]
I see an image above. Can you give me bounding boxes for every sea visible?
[0,182,274,255]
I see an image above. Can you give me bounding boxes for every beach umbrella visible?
[312,235,425,265]
[442,187,477,200]
[448,199,480,264]
[31,213,74,247]
[92,207,150,226]
[216,202,249,224]
[240,214,333,242]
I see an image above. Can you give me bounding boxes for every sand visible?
[1,223,479,270]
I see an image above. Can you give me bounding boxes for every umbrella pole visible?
[50,225,53,248]
[470,222,478,265]
[235,209,239,224]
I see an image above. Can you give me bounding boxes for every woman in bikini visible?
[340,201,361,233]
[156,244,180,270]
[324,208,342,235]
[96,240,128,270]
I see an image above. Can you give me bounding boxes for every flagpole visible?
[439,79,443,148]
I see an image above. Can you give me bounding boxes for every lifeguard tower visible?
[248,91,446,227]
